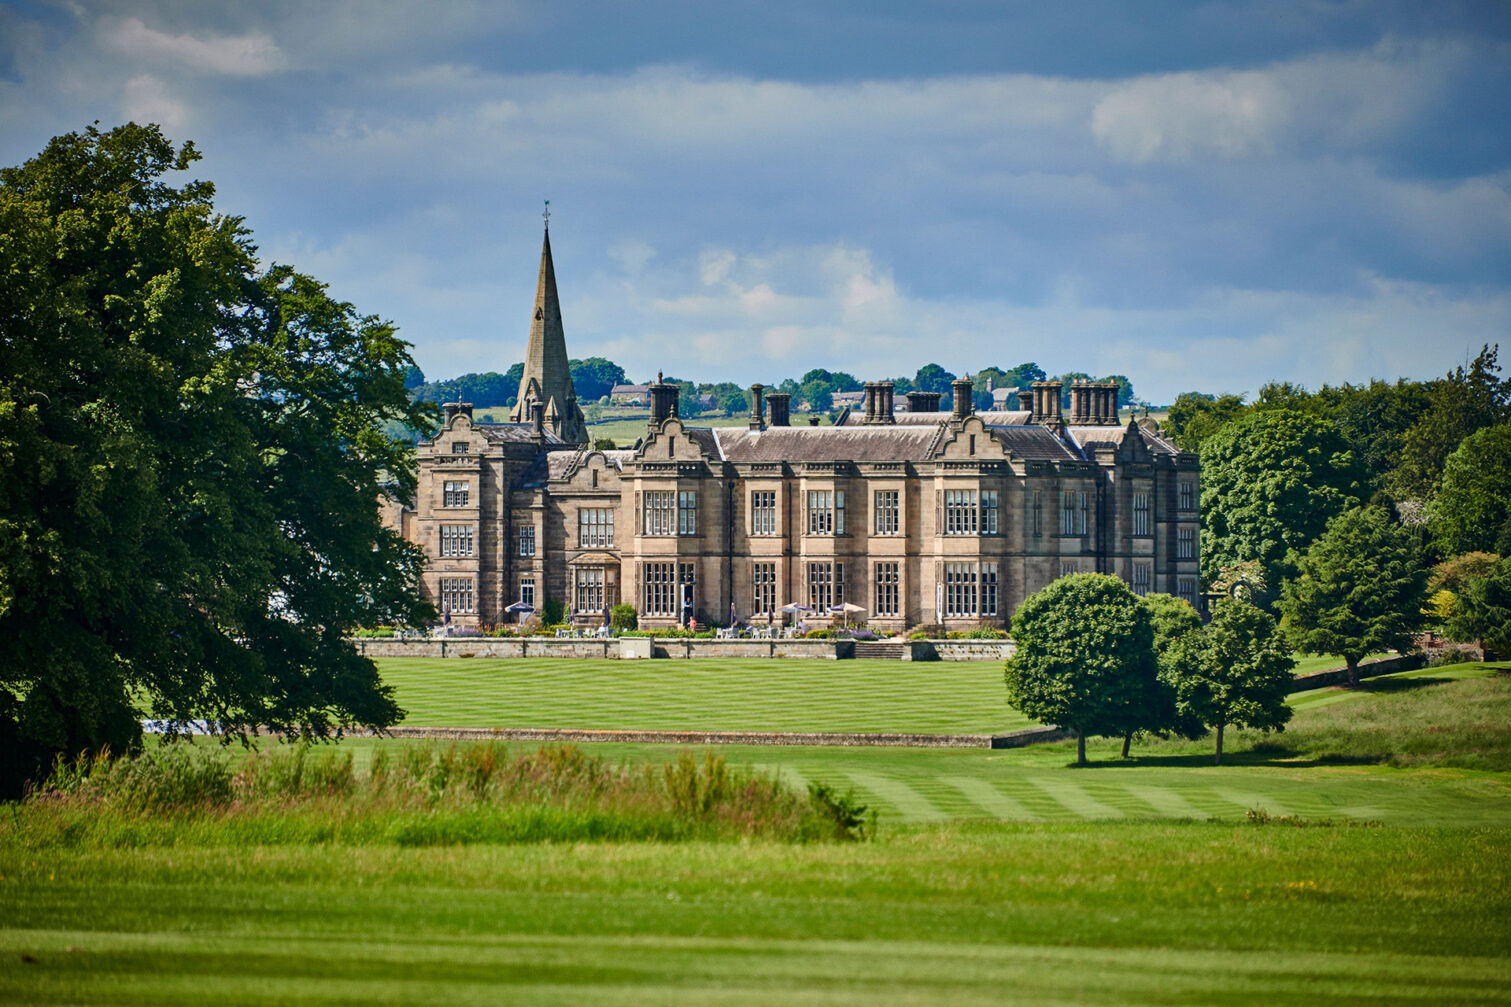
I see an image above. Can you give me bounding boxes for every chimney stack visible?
[766,392,791,427]
[863,382,896,424]
[906,390,942,413]
[1069,381,1092,424]
[952,376,975,421]
[748,383,766,431]
[443,402,461,424]
[648,371,678,432]
[531,400,545,437]
[1030,381,1063,425]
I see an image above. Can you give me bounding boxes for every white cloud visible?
[104,17,286,76]
[1091,69,1288,163]
[121,74,188,131]
[1090,41,1469,164]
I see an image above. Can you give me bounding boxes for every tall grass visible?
[8,741,871,850]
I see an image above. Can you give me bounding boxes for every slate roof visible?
[984,425,1080,461]
[712,425,943,463]
[839,409,1032,426]
[476,422,566,446]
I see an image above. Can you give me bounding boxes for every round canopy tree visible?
[1278,505,1428,686]
[1004,574,1158,765]
[1200,409,1371,601]
[1431,421,1511,557]
[0,123,436,794]
[1164,599,1295,765]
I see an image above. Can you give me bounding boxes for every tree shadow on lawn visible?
[1066,750,1384,770]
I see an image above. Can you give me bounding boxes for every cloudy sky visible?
[3,1,1508,403]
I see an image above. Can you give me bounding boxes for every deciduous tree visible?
[1443,555,1511,657]
[1164,600,1294,765]
[1278,506,1428,686]
[1004,575,1158,765]
[0,123,434,795]
[1200,409,1371,599]
[1431,422,1511,556]
[1163,392,1247,453]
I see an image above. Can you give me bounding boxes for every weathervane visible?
[543,199,550,230]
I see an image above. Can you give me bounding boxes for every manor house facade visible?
[383,227,1202,631]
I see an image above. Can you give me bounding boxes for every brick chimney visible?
[648,371,678,432]
[766,392,791,427]
[952,376,974,420]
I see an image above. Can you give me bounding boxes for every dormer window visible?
[452,442,469,454]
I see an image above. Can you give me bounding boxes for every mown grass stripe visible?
[1024,777,1124,820]
[844,772,948,821]
[940,777,1041,820]
[1120,784,1205,819]
[1210,788,1292,818]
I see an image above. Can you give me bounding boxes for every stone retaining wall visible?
[352,637,854,660]
[353,638,617,659]
[919,640,1015,662]
[348,723,1069,749]
[1290,654,1423,691]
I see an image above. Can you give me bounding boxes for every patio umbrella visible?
[505,599,535,624]
[779,603,812,613]
[730,601,737,627]
[829,601,865,627]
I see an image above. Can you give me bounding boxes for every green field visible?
[376,657,1035,734]
[3,823,1507,1004]
[4,664,1509,1003]
[373,653,1394,735]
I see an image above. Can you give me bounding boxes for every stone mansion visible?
[382,226,1202,631]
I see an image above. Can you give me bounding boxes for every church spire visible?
[510,210,588,443]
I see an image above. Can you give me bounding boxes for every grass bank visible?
[2,823,1507,1005]
[8,742,868,850]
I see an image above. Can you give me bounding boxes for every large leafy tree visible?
[1442,556,1511,657]
[569,357,627,402]
[1164,600,1294,765]
[1163,392,1247,453]
[913,363,956,396]
[1140,593,1205,751]
[1004,574,1158,765]
[1200,408,1371,599]
[1278,506,1428,686]
[1391,344,1510,501]
[0,123,434,795]
[1431,422,1511,556]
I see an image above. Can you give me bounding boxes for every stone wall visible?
[347,723,1068,749]
[1290,654,1423,691]
[352,638,616,659]
[918,640,1016,662]
[350,637,854,660]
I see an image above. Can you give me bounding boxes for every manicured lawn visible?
[1290,651,1393,677]
[3,824,1507,1005]
[376,657,1034,735]
[7,665,1510,1003]
[358,663,1511,826]
[375,654,1396,736]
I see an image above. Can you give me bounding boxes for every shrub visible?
[542,598,566,625]
[25,742,863,846]
[610,604,638,632]
[946,625,1009,640]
